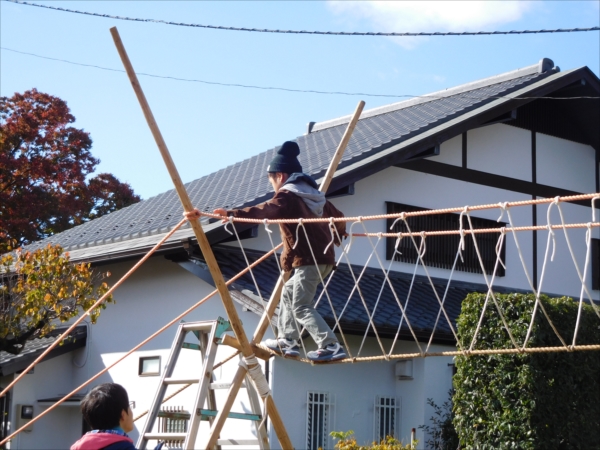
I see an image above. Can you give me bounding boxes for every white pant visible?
[278,264,337,348]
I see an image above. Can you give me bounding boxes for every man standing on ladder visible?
[214,141,347,361]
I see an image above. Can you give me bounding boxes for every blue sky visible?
[1,1,599,200]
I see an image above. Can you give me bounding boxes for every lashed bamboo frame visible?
[110,25,364,449]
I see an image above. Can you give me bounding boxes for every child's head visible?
[267,141,302,175]
[81,383,133,432]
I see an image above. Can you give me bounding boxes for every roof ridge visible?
[311,58,557,133]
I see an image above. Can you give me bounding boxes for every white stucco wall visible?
[536,133,596,193]
[467,124,532,181]
[7,353,81,450]
[269,336,454,449]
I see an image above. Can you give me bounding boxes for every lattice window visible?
[374,396,399,442]
[306,391,331,450]
[158,406,190,433]
[386,202,506,276]
[592,238,600,290]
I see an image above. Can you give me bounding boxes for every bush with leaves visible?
[0,244,112,354]
[419,391,459,450]
[330,430,417,450]
[453,292,600,449]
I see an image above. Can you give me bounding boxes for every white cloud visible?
[327,1,536,48]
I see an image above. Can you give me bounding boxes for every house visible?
[1,57,599,449]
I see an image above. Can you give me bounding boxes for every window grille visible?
[386,202,506,276]
[374,396,399,442]
[158,406,190,448]
[306,391,331,450]
[592,238,600,290]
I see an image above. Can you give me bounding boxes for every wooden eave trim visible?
[395,159,592,207]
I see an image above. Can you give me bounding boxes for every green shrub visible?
[330,430,416,450]
[419,391,459,450]
[453,293,600,449]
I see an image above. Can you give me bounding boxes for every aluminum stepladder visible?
[137,318,270,450]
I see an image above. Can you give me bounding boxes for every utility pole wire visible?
[4,0,600,37]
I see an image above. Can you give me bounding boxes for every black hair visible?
[81,383,129,430]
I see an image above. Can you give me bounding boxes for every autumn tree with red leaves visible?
[0,89,140,252]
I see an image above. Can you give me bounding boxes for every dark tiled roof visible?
[0,326,87,376]
[212,246,522,344]
[31,64,557,254]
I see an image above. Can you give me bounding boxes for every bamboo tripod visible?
[110,26,364,449]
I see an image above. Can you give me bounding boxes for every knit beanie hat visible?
[267,141,303,174]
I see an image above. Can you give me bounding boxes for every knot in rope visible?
[183,209,201,221]
[394,233,403,254]
[497,202,509,222]
[458,206,470,251]
[390,217,402,231]
[323,217,336,254]
[223,216,235,235]
[592,196,600,222]
[546,223,557,261]
[553,196,561,205]
[263,218,273,234]
[495,228,507,270]
[418,232,427,258]
[293,218,304,250]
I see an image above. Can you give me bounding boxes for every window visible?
[138,356,160,376]
[592,238,600,290]
[386,202,506,276]
[374,396,399,442]
[306,391,331,450]
[158,407,190,433]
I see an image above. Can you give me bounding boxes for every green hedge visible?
[453,293,600,449]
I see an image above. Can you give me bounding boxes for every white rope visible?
[522,200,568,349]
[572,223,593,346]
[327,227,387,356]
[389,234,425,356]
[354,219,425,356]
[300,221,354,357]
[554,200,600,319]
[228,217,283,355]
[463,210,521,352]
[394,217,465,355]
[357,233,403,356]
[425,238,464,353]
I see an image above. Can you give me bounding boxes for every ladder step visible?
[143,433,186,440]
[210,382,247,390]
[199,409,261,422]
[217,439,260,446]
[164,377,200,385]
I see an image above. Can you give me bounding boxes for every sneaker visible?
[263,338,300,358]
[307,343,347,362]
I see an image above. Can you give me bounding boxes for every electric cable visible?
[2,47,599,101]
[4,0,599,37]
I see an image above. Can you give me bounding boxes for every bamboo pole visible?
[109,27,292,450]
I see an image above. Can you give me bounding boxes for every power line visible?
[2,46,599,101]
[4,0,600,37]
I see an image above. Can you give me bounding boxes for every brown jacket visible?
[229,190,346,272]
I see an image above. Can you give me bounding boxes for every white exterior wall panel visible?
[431,134,462,166]
[467,124,532,181]
[536,133,596,193]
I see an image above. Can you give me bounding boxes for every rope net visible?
[2,193,600,445]
[204,193,600,364]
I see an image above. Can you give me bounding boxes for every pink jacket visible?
[71,432,134,450]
